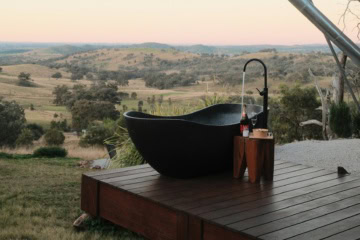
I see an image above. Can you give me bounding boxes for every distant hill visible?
[0,41,340,66]
[46,44,105,55]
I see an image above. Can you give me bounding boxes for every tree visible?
[26,123,44,140]
[51,72,62,79]
[269,85,322,143]
[71,100,120,131]
[0,67,2,73]
[52,85,71,105]
[0,99,26,147]
[18,72,32,87]
[71,72,83,81]
[340,0,360,39]
[18,72,31,81]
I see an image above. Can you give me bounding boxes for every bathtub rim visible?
[123,103,264,127]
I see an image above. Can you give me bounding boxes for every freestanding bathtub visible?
[124,104,264,178]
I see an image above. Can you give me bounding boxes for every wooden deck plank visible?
[173,167,324,211]
[256,199,360,239]
[324,225,360,240]
[85,164,151,177]
[170,169,321,210]
[93,167,155,180]
[136,164,319,202]
[289,214,360,240]
[194,172,340,218]
[101,170,160,182]
[127,162,300,197]
[225,179,360,229]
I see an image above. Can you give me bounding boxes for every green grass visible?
[0,157,144,240]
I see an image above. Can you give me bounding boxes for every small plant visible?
[30,104,35,111]
[33,146,68,158]
[15,128,34,147]
[330,102,352,138]
[44,129,65,145]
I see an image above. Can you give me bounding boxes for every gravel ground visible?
[275,139,360,175]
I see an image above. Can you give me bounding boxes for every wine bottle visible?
[240,104,250,137]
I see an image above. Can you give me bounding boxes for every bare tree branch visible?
[339,0,360,39]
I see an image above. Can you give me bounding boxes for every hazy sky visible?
[1,0,359,45]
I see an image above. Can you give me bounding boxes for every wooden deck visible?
[81,161,360,240]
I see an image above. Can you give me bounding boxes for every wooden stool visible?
[233,136,275,183]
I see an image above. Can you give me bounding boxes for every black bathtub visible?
[124,104,264,178]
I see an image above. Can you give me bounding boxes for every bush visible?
[352,111,360,137]
[79,120,115,147]
[0,152,33,159]
[33,147,68,158]
[26,123,44,140]
[50,119,70,132]
[44,129,65,145]
[330,102,352,138]
[15,129,34,147]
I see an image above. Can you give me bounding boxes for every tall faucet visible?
[243,58,268,129]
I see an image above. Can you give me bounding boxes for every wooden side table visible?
[233,136,275,183]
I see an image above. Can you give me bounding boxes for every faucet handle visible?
[256,88,265,96]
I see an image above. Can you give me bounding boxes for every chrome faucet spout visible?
[243,58,268,129]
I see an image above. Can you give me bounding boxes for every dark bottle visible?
[240,104,250,137]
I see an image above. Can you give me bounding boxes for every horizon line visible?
[0,41,331,47]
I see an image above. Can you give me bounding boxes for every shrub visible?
[79,120,115,147]
[330,102,352,138]
[26,123,44,140]
[15,129,34,147]
[50,119,70,132]
[33,147,67,158]
[0,152,33,159]
[352,111,360,137]
[44,129,65,145]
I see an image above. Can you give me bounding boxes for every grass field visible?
[0,50,337,129]
[0,156,144,240]
[0,133,107,161]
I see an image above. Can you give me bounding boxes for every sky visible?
[1,0,359,45]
